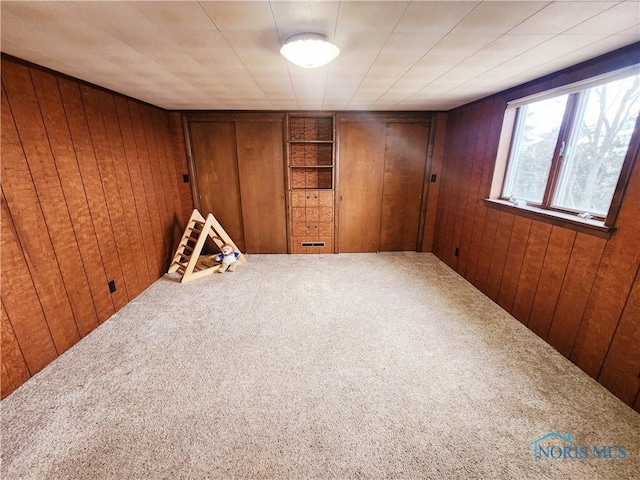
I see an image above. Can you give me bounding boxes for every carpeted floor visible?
[1,253,639,479]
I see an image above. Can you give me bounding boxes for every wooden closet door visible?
[235,121,287,253]
[338,121,386,252]
[379,122,429,251]
[189,121,245,251]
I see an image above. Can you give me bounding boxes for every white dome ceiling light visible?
[280,33,340,68]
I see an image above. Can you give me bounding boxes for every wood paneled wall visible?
[1,57,192,398]
[421,113,446,253]
[432,45,640,411]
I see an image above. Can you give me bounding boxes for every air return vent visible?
[301,241,326,247]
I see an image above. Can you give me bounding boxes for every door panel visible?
[379,122,429,251]
[338,122,386,252]
[235,121,287,253]
[189,121,244,251]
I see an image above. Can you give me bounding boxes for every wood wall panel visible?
[140,105,175,269]
[5,63,94,345]
[1,303,31,398]
[235,120,287,254]
[30,70,114,328]
[57,78,129,311]
[338,117,432,253]
[485,212,515,302]
[441,107,471,264]
[168,113,194,227]
[81,85,141,300]
[1,75,81,353]
[473,208,501,292]
[432,45,640,411]
[1,192,58,373]
[570,148,640,378]
[546,234,605,357]
[153,111,181,217]
[338,121,386,253]
[456,107,494,273]
[509,221,552,324]
[98,91,150,291]
[151,109,184,259]
[379,122,429,251]
[497,216,532,312]
[598,266,640,405]
[450,104,483,269]
[127,100,165,278]
[433,108,467,264]
[189,121,245,252]
[113,96,156,284]
[459,98,507,284]
[1,56,187,398]
[186,114,287,254]
[421,113,446,252]
[527,227,576,339]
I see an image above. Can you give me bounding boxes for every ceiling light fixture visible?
[280,33,340,68]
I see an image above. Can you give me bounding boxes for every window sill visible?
[483,199,614,239]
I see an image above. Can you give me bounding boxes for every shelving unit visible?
[286,114,336,253]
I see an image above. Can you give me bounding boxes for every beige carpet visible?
[1,253,639,479]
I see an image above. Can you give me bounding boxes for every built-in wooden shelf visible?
[289,165,334,168]
[286,114,336,253]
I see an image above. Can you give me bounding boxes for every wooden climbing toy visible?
[168,209,247,283]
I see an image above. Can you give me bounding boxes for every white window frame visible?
[488,64,640,236]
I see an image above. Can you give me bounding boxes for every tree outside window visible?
[500,68,640,222]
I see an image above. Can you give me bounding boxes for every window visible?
[492,66,640,231]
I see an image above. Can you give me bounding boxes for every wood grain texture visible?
[81,85,140,300]
[140,105,175,268]
[432,47,640,408]
[485,212,515,301]
[168,112,194,226]
[30,69,113,329]
[473,208,500,292]
[460,99,507,283]
[1,192,58,375]
[127,100,165,278]
[449,104,484,269]
[527,227,576,339]
[151,108,184,260]
[598,266,640,406]
[57,78,129,311]
[441,118,469,267]
[379,122,429,251]
[497,216,532,312]
[547,234,606,357]
[338,121,386,252]
[189,121,245,251]
[1,303,31,399]
[113,96,156,284]
[1,57,188,398]
[570,150,640,378]
[457,107,494,274]
[421,113,446,252]
[98,90,150,292]
[236,120,287,253]
[2,72,81,353]
[511,221,552,324]
[433,108,467,264]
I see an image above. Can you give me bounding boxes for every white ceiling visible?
[1,1,639,111]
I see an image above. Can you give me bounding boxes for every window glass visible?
[553,75,640,216]
[502,95,568,204]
